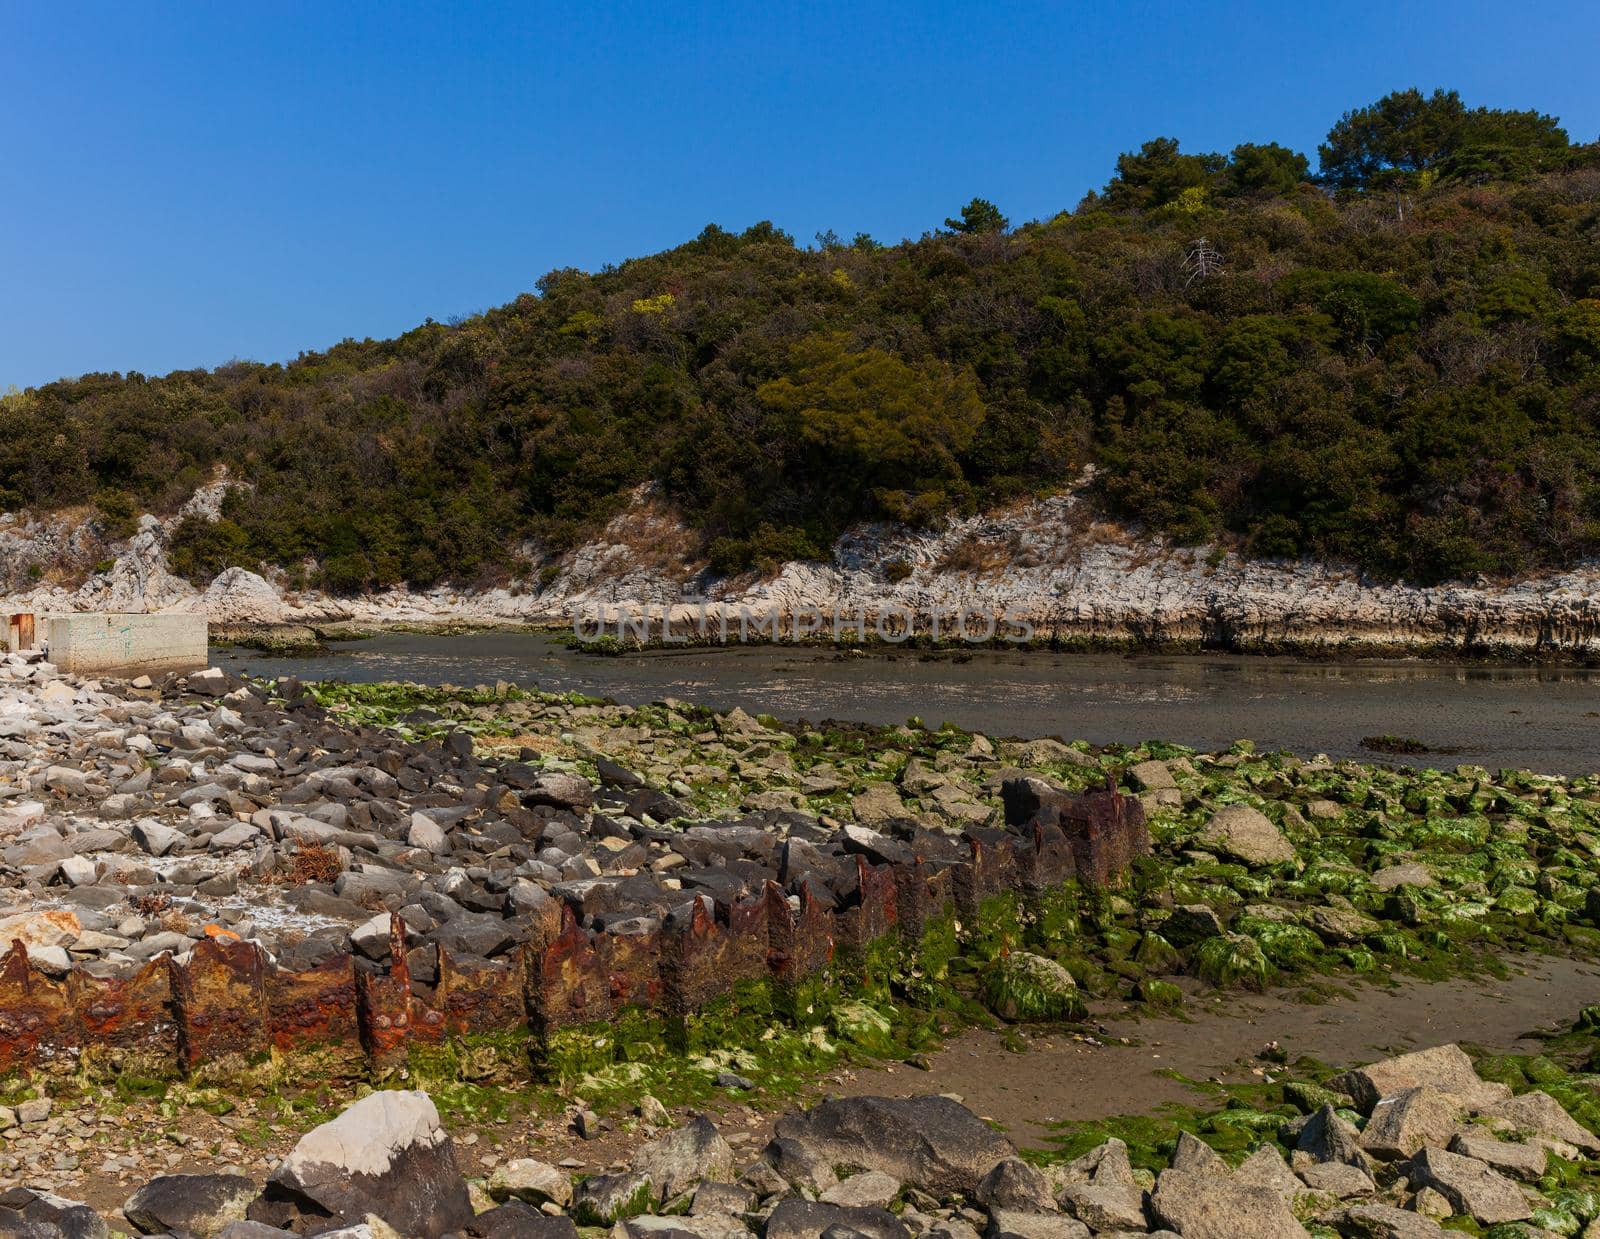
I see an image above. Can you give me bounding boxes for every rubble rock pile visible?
[9,1040,1598,1237]
[0,651,1147,1077]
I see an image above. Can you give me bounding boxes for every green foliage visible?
[5,87,1598,588]
[1225,142,1310,196]
[168,515,252,580]
[944,197,1009,234]
[91,488,139,540]
[1319,87,1572,192]
[756,332,985,528]
[1102,137,1227,211]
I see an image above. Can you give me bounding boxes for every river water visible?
[214,632,1600,775]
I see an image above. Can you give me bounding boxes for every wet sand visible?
[840,952,1600,1144]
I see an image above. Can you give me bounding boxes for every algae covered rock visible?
[571,1171,654,1225]
[830,998,895,1049]
[982,952,1086,1022]
[1194,932,1272,988]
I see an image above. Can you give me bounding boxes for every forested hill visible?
[6,88,1600,593]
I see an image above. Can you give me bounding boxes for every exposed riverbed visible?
[216,631,1600,774]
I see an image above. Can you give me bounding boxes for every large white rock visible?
[263,1090,472,1238]
[203,567,288,624]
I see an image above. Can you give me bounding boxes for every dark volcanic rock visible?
[0,1188,107,1239]
[466,1201,581,1237]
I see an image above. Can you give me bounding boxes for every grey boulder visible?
[767,1095,1013,1197]
[763,1199,909,1239]
[631,1115,734,1203]
[1148,1168,1310,1239]
[1408,1146,1531,1225]
[123,1174,256,1236]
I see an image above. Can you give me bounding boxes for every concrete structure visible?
[41,613,207,676]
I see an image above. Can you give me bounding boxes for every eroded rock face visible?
[23,473,1600,657]
[767,1095,1015,1197]
[252,1090,472,1238]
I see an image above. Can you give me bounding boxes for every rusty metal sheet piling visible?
[171,937,267,1074]
[0,942,76,1073]
[71,957,175,1079]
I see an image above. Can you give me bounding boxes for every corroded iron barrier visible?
[0,785,1146,1080]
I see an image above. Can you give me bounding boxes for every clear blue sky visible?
[4,1,1597,389]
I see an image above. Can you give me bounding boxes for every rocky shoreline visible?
[0,647,1152,1087]
[9,1036,1600,1237]
[10,479,1600,661]
[9,645,1600,1233]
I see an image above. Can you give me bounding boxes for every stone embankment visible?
[8,1039,1599,1237]
[0,648,1146,1081]
[10,477,1600,657]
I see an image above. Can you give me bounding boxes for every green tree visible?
[1102,138,1225,210]
[1319,88,1569,191]
[757,333,985,520]
[1224,142,1309,196]
[944,198,1008,234]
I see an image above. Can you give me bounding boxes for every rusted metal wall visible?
[0,787,1146,1079]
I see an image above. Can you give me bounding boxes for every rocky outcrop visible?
[9,476,1600,656]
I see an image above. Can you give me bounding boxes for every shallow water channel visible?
[215,631,1600,775]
